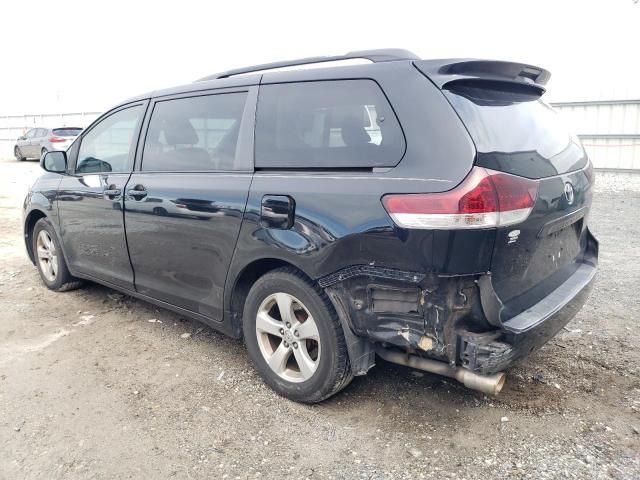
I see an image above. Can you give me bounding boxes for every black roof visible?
[113,49,551,109]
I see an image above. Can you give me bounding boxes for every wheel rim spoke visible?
[295,317,319,341]
[45,261,54,279]
[50,256,58,276]
[274,293,294,325]
[267,342,291,375]
[293,343,317,379]
[256,311,283,337]
[36,246,48,259]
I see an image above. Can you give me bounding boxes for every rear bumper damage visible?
[322,230,598,388]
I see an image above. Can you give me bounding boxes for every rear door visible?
[23,129,38,157]
[28,129,40,157]
[123,87,257,320]
[35,129,48,156]
[442,81,594,320]
[57,102,147,288]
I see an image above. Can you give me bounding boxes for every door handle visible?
[128,185,147,200]
[104,188,122,200]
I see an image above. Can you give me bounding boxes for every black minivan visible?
[24,49,597,403]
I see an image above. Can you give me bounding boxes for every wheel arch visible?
[226,256,375,379]
[226,258,314,331]
[24,209,48,264]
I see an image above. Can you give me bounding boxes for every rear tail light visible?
[382,167,538,230]
[48,136,66,143]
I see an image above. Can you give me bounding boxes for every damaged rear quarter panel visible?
[323,268,494,366]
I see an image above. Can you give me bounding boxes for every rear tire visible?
[32,218,83,292]
[243,268,353,403]
[14,146,25,161]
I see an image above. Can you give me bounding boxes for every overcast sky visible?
[1,0,639,115]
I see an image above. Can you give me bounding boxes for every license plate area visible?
[537,215,583,270]
[538,207,586,238]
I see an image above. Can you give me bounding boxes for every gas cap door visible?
[260,195,295,229]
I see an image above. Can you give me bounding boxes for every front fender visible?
[22,175,63,263]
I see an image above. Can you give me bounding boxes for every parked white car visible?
[14,127,82,161]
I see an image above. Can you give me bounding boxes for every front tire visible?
[32,218,83,292]
[14,146,25,161]
[243,268,353,403]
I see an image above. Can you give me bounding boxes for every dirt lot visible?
[0,157,638,479]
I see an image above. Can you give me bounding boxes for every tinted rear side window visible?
[255,80,405,169]
[142,92,247,172]
[444,82,587,179]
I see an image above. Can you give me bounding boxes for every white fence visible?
[552,100,640,172]
[0,112,101,159]
[2,100,640,173]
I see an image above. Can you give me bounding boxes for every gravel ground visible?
[0,158,639,479]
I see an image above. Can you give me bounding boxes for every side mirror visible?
[41,151,67,173]
[18,135,25,140]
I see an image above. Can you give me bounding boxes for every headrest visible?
[161,117,199,145]
[339,115,371,147]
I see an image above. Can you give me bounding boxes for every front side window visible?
[25,129,37,139]
[141,92,247,172]
[76,105,143,174]
[255,80,405,169]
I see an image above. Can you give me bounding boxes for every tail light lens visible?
[382,167,538,230]
[48,136,66,143]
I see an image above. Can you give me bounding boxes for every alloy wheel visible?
[255,292,321,383]
[36,230,58,282]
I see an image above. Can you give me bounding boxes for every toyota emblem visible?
[564,183,575,205]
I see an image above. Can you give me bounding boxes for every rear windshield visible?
[53,128,82,137]
[444,82,587,179]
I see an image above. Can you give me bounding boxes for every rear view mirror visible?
[41,151,67,173]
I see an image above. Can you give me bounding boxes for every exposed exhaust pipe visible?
[375,347,506,396]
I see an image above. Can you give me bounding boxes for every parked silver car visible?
[14,127,82,161]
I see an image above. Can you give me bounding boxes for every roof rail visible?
[196,49,420,82]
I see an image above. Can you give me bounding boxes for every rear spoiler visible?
[414,59,551,93]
